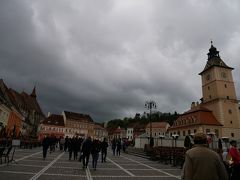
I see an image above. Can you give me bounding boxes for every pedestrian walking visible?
[229,140,240,180]
[112,139,116,156]
[64,136,69,152]
[59,137,65,151]
[42,135,50,160]
[81,136,92,169]
[91,138,101,170]
[122,140,127,153]
[116,139,121,156]
[49,135,56,153]
[77,137,83,159]
[181,132,228,180]
[73,136,79,160]
[101,138,108,162]
[78,137,84,162]
[68,138,74,160]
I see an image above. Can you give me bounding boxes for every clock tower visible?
[199,42,240,139]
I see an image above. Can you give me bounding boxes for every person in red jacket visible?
[229,140,240,180]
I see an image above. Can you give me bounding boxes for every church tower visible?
[199,42,240,139]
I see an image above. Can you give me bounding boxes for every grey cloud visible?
[0,0,240,122]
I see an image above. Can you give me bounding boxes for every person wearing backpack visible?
[229,140,240,180]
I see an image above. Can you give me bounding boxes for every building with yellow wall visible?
[199,42,240,139]
[169,43,240,140]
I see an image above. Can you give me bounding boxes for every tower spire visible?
[207,41,220,60]
[31,86,36,98]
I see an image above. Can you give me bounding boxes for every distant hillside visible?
[106,111,179,129]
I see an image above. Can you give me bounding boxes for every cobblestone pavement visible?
[0,148,181,180]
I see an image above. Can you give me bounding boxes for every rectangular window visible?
[188,130,191,135]
[225,84,227,88]
[183,131,185,136]
[228,109,232,114]
[206,129,210,133]
[227,96,229,99]
[194,129,197,133]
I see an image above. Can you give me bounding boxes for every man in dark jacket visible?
[91,139,101,170]
[181,132,228,180]
[81,136,92,169]
[42,135,50,160]
[101,138,108,162]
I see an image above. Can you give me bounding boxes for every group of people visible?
[79,136,108,170]
[43,133,240,179]
[111,138,128,156]
[42,135,58,160]
[181,133,240,180]
[42,135,108,170]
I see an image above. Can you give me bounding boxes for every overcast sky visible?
[0,0,240,122]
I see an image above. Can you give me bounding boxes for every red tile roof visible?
[94,123,105,130]
[21,91,44,115]
[8,88,44,116]
[64,111,94,123]
[168,106,222,130]
[146,122,169,129]
[41,114,64,126]
[0,80,44,118]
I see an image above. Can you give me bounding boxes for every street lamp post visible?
[172,134,179,147]
[145,100,157,148]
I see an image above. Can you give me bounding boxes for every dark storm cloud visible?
[0,0,240,122]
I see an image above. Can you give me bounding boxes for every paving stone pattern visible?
[0,148,181,180]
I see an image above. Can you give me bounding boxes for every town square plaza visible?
[0,147,181,180]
